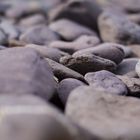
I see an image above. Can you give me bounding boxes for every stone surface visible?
[66,85,140,140]
[0,94,93,140]
[135,59,140,78]
[20,25,60,45]
[115,58,139,75]
[118,75,140,97]
[0,28,8,45]
[129,45,140,58]
[49,19,96,41]
[73,43,125,64]
[0,47,56,101]
[49,35,100,54]
[85,70,128,95]
[26,44,68,62]
[60,54,117,75]
[19,14,47,28]
[48,0,102,30]
[98,11,140,45]
[0,20,20,40]
[46,58,85,82]
[57,78,86,105]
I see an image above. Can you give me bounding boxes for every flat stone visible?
[85,70,128,95]
[98,11,140,45]
[46,58,85,82]
[118,75,140,97]
[0,47,56,101]
[49,19,96,41]
[66,86,140,140]
[26,44,68,62]
[48,0,102,30]
[49,35,100,54]
[73,43,125,64]
[60,54,117,75]
[20,25,60,45]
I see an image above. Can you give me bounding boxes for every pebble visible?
[46,58,85,82]
[49,19,97,41]
[57,78,86,105]
[0,47,56,101]
[49,35,100,54]
[85,70,128,95]
[66,85,140,140]
[115,58,139,75]
[20,25,60,45]
[98,11,140,45]
[48,0,102,30]
[60,54,117,75]
[26,44,69,62]
[118,75,140,97]
[0,94,93,140]
[73,43,125,64]
[0,20,20,40]
[128,45,140,57]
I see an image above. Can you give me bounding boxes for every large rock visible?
[66,86,140,140]
[98,11,140,45]
[0,47,56,101]
[0,94,93,140]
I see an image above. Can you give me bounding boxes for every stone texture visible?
[115,58,139,75]
[49,19,96,41]
[48,0,102,30]
[118,75,140,97]
[46,58,85,82]
[57,78,86,105]
[129,45,140,58]
[98,11,140,45]
[20,25,60,45]
[0,47,56,101]
[0,94,94,140]
[49,35,100,54]
[19,14,47,28]
[85,70,128,95]
[73,43,125,64]
[0,20,20,40]
[26,44,68,62]
[66,85,140,140]
[60,54,117,75]
[135,59,140,78]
